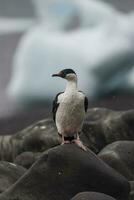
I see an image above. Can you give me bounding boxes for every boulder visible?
[0,118,60,161]
[71,192,116,200]
[1,108,134,161]
[98,141,134,181]
[0,161,26,193]
[14,151,42,169]
[81,108,134,153]
[130,181,134,200]
[0,144,130,200]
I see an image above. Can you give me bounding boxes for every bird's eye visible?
[59,71,64,77]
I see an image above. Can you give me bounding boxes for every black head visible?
[52,69,76,79]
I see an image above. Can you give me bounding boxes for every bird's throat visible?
[65,80,77,93]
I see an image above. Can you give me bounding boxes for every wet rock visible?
[80,108,134,153]
[14,151,42,169]
[0,161,26,193]
[130,181,134,200]
[70,192,116,200]
[1,108,134,161]
[98,141,134,181]
[0,144,130,200]
[0,118,60,161]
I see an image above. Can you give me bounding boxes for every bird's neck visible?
[65,79,77,93]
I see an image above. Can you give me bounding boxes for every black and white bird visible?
[52,69,88,151]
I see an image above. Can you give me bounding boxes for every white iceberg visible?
[7,0,134,104]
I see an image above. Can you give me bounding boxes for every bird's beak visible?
[52,73,60,77]
[52,72,63,77]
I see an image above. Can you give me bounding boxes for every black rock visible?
[130,181,134,200]
[71,192,116,200]
[1,108,134,161]
[14,151,42,169]
[0,144,130,200]
[98,141,134,181]
[80,108,134,153]
[0,161,26,193]
[0,119,60,161]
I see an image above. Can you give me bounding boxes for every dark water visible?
[0,0,133,18]
[0,0,34,18]
[102,0,134,12]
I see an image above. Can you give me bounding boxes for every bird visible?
[52,68,88,151]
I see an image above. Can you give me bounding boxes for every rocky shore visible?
[0,108,134,199]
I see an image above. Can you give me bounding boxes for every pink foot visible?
[61,140,71,145]
[71,139,87,151]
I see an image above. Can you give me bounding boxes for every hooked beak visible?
[52,73,60,77]
[52,72,63,78]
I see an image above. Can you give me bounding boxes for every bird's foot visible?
[71,138,87,151]
[61,140,71,145]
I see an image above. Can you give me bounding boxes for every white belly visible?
[56,92,85,137]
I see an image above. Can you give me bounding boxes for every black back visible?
[79,91,88,112]
[52,92,63,122]
[84,96,88,112]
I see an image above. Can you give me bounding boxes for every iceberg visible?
[7,0,134,104]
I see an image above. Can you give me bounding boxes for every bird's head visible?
[52,69,77,81]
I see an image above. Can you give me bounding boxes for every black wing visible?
[79,91,88,112]
[52,92,63,122]
[84,96,88,112]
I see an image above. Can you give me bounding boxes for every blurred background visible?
[0,0,134,134]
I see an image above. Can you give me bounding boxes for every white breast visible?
[56,91,85,137]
